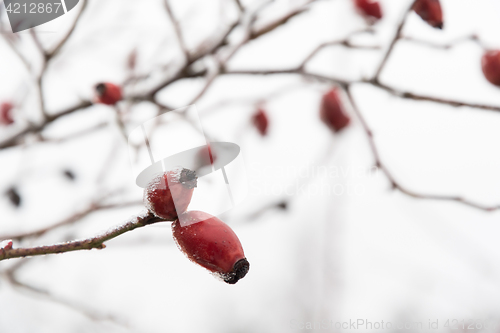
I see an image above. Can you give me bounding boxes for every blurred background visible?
[1,0,500,332]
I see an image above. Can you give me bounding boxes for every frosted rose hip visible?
[172,210,249,284]
[143,168,197,220]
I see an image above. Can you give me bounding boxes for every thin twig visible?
[373,0,418,80]
[234,0,244,13]
[0,100,93,149]
[0,200,143,242]
[400,34,486,50]
[369,80,500,113]
[0,33,31,72]
[47,0,88,58]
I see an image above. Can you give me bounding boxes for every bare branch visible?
[250,6,309,40]
[400,34,486,50]
[200,82,305,115]
[344,86,500,212]
[370,80,500,113]
[0,210,164,262]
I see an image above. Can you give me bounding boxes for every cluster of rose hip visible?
[0,81,273,141]
[354,0,443,28]
[354,0,500,89]
[143,167,250,284]
[315,0,500,135]
[0,82,123,126]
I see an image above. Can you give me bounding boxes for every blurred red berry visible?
[0,102,14,125]
[94,82,122,105]
[413,0,443,29]
[482,50,500,86]
[354,0,383,21]
[144,168,197,220]
[1,240,13,250]
[172,210,249,284]
[197,144,216,168]
[320,88,350,133]
[252,108,269,136]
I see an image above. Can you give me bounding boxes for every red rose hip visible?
[354,0,383,21]
[413,0,443,29]
[320,88,350,133]
[172,211,249,284]
[252,108,269,136]
[0,102,14,125]
[482,50,500,86]
[94,82,122,105]
[143,167,197,220]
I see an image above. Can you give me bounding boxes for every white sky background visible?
[1,0,500,332]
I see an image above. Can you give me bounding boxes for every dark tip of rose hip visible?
[179,168,197,189]
[95,83,106,96]
[435,22,443,29]
[224,258,250,284]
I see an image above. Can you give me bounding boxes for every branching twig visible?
[164,0,189,61]
[0,33,31,72]
[400,34,486,50]
[344,86,500,212]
